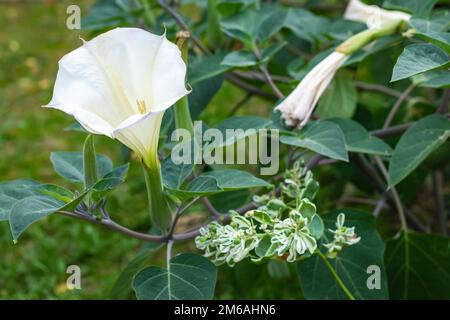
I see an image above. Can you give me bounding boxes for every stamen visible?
[137,100,147,114]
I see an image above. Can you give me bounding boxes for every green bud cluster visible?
[195,161,360,266]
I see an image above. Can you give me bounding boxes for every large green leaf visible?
[110,242,162,299]
[388,114,450,188]
[188,71,224,120]
[383,0,437,17]
[81,0,136,31]
[391,44,450,82]
[413,70,450,88]
[167,169,270,199]
[90,164,129,202]
[0,180,40,221]
[316,70,358,119]
[284,8,329,44]
[214,116,270,148]
[188,53,230,85]
[201,169,270,190]
[220,4,287,45]
[298,209,389,300]
[133,253,217,300]
[162,156,194,189]
[9,193,87,241]
[208,190,251,213]
[221,50,258,67]
[280,121,349,161]
[50,152,113,183]
[410,19,450,53]
[30,184,74,203]
[328,119,392,156]
[385,231,450,299]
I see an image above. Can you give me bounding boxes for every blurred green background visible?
[0,0,299,299]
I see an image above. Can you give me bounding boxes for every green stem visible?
[143,157,173,232]
[337,20,403,55]
[317,251,356,300]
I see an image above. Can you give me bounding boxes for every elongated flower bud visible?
[344,0,410,29]
[275,52,348,127]
[276,0,407,128]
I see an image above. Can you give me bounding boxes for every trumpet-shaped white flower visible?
[44,28,189,167]
[344,0,410,29]
[275,52,348,127]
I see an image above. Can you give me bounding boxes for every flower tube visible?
[344,0,410,29]
[275,51,348,127]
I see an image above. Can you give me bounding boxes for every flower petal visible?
[44,45,124,137]
[83,28,189,114]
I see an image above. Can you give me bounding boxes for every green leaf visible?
[30,184,74,203]
[254,235,274,260]
[391,44,450,82]
[214,116,270,148]
[83,135,99,190]
[220,4,288,45]
[0,180,41,221]
[383,0,437,17]
[388,114,450,188]
[260,42,287,63]
[188,53,230,85]
[201,169,271,190]
[186,176,223,195]
[9,193,87,242]
[208,190,251,213]
[309,214,324,239]
[221,50,258,67]
[298,209,389,300]
[50,151,113,183]
[385,231,450,299]
[413,70,450,88]
[327,19,366,41]
[217,0,257,16]
[110,242,162,299]
[280,121,349,161]
[298,198,316,219]
[410,19,450,53]
[328,118,393,156]
[168,169,270,199]
[187,56,225,119]
[133,253,217,300]
[316,70,358,119]
[284,8,329,44]
[90,164,129,202]
[267,260,291,279]
[81,0,135,31]
[162,156,194,189]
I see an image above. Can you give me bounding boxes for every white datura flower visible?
[44,28,189,167]
[275,51,348,128]
[344,0,410,29]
